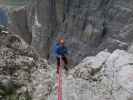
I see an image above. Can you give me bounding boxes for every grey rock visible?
[9,6,32,44]
[0,32,51,100]
[31,68,51,100]
[73,51,110,80]
[48,50,133,100]
[7,0,133,65]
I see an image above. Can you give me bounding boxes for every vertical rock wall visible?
[9,0,133,64]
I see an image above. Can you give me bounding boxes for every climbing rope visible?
[57,56,63,100]
[48,56,63,100]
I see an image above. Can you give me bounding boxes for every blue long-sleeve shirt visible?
[54,43,68,57]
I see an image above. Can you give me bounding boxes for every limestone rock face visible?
[8,0,133,64]
[60,50,133,100]
[0,32,51,100]
[8,7,32,44]
[73,51,110,80]
[2,31,133,100]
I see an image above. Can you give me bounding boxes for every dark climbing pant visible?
[56,56,68,73]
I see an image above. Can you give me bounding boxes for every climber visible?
[54,37,68,74]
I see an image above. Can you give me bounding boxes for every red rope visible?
[57,57,62,100]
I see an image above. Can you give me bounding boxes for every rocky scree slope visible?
[9,0,133,64]
[0,32,51,100]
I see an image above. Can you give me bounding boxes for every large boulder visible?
[0,32,51,100]
[60,49,133,100]
[73,51,110,80]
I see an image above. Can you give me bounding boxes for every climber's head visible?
[59,37,65,45]
[60,39,64,44]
